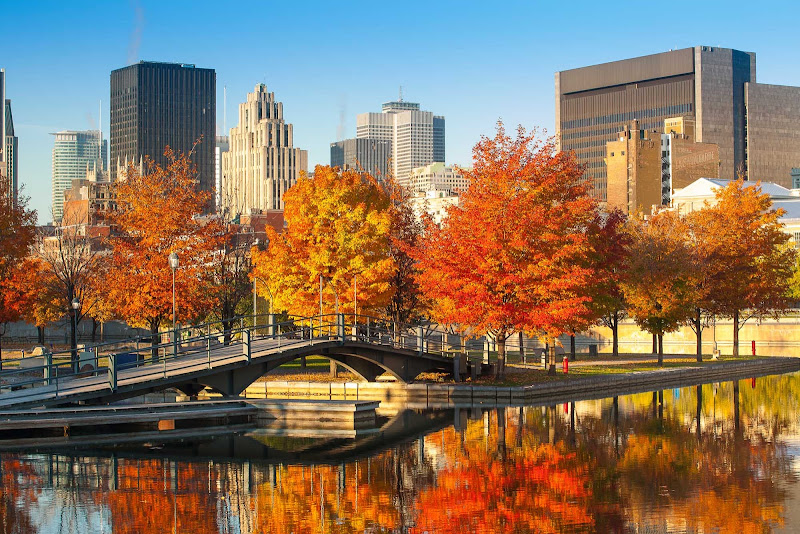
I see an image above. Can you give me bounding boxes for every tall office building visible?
[110,61,216,198]
[557,46,800,197]
[0,69,17,202]
[330,138,392,178]
[51,131,107,223]
[221,84,307,217]
[356,99,445,185]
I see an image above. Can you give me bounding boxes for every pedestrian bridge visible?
[0,314,471,409]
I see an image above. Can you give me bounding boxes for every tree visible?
[252,165,395,319]
[0,177,37,364]
[622,211,698,365]
[415,122,598,378]
[106,150,222,357]
[206,219,256,344]
[37,212,106,369]
[687,180,793,357]
[586,209,630,358]
[384,178,425,325]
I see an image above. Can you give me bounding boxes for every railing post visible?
[337,313,345,344]
[93,346,100,371]
[269,314,276,338]
[207,324,212,369]
[417,326,424,356]
[44,352,53,386]
[243,330,251,362]
[310,318,314,345]
[108,353,117,392]
[172,328,178,358]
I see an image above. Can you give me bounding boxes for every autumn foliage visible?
[106,150,222,345]
[252,165,395,318]
[415,123,598,377]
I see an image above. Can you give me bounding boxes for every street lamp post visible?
[169,252,179,354]
[71,297,81,372]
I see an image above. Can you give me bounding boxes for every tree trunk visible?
[657,333,663,366]
[548,338,557,375]
[570,329,576,361]
[91,318,99,343]
[37,326,45,344]
[518,331,525,364]
[495,336,506,380]
[150,321,160,362]
[330,360,338,378]
[732,309,739,357]
[652,334,657,354]
[694,307,702,362]
[222,319,234,345]
[611,312,619,358]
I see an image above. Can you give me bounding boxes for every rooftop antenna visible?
[399,85,403,102]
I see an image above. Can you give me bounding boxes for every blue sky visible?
[3,0,799,222]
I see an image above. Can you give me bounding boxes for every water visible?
[3,373,800,533]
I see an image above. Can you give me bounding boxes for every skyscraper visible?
[221,84,307,217]
[110,61,216,198]
[0,69,17,202]
[51,131,107,223]
[330,138,392,178]
[215,135,229,211]
[356,99,445,185]
[556,46,800,197]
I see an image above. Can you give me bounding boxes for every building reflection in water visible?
[1,374,798,533]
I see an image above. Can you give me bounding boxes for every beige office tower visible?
[221,84,307,217]
[606,118,719,215]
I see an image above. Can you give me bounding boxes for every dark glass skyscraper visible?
[110,61,216,199]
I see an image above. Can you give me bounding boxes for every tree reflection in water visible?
[0,375,797,533]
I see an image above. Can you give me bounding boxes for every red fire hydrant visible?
[563,356,568,374]
[752,340,756,356]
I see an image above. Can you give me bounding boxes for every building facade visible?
[330,138,392,178]
[220,84,307,217]
[605,118,719,215]
[556,47,758,200]
[110,61,216,197]
[407,162,468,195]
[215,135,229,211]
[744,83,800,186]
[0,69,18,201]
[356,100,445,186]
[51,131,107,223]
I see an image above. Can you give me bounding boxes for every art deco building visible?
[407,162,469,195]
[51,131,107,223]
[220,84,307,217]
[557,46,800,198]
[110,61,216,198]
[330,138,391,178]
[356,99,445,186]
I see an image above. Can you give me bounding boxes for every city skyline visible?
[3,0,799,221]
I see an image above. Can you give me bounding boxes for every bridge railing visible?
[0,312,478,403]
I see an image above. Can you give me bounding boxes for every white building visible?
[671,177,800,245]
[356,100,444,186]
[408,162,468,195]
[215,135,229,211]
[221,84,307,217]
[408,190,460,225]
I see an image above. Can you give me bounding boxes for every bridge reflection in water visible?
[2,374,800,533]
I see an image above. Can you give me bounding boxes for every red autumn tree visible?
[415,122,598,378]
[106,150,222,355]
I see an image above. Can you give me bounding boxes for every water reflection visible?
[3,373,800,533]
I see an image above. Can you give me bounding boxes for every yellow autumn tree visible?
[252,165,395,319]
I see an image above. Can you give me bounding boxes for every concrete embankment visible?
[243,357,800,407]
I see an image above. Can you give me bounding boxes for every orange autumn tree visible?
[687,180,793,357]
[252,165,395,318]
[622,211,699,365]
[0,178,37,362]
[106,150,222,355]
[415,123,598,378]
